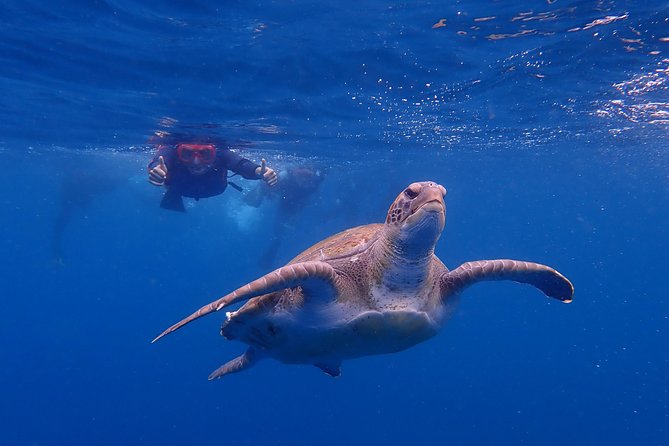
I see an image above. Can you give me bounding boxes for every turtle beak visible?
[411,183,446,215]
[399,182,447,254]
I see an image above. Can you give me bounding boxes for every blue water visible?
[2,1,668,445]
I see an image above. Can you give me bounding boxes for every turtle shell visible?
[288,223,384,264]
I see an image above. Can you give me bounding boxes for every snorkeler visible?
[147,137,278,212]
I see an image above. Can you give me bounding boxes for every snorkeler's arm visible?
[220,149,262,179]
[220,149,277,186]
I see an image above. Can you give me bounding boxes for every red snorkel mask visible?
[176,143,216,165]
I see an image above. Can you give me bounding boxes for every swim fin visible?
[160,189,186,213]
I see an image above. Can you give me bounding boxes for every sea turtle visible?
[153,181,573,379]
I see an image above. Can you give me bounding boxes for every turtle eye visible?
[404,186,420,199]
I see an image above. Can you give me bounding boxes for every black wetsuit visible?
[148,145,260,211]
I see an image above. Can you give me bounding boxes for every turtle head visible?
[385,181,447,256]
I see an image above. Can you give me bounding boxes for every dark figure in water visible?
[243,165,325,267]
[147,134,277,212]
[51,165,123,265]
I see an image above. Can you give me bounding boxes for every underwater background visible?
[1,1,668,445]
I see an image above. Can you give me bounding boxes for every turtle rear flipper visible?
[441,259,573,303]
[315,361,342,377]
[152,261,342,343]
[208,348,263,380]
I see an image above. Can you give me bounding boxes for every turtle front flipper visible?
[152,261,341,343]
[441,259,573,302]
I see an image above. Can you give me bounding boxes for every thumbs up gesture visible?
[148,156,168,186]
[257,159,278,187]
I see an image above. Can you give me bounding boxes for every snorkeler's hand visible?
[149,156,168,186]
[257,159,278,187]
